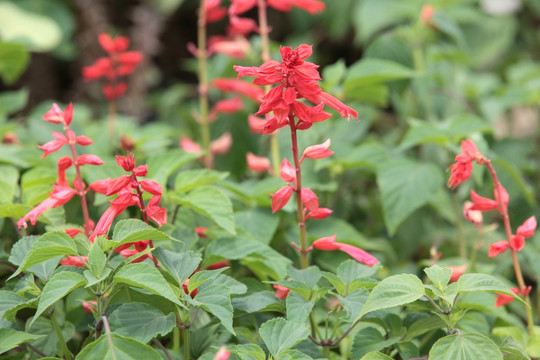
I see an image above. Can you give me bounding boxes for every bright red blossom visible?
[447,140,487,189]
[273,284,291,300]
[312,235,378,267]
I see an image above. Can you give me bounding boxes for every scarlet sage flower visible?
[280,158,295,183]
[270,185,294,213]
[312,235,378,267]
[447,140,487,189]
[180,136,203,153]
[212,78,264,103]
[490,216,538,256]
[462,201,483,227]
[60,255,88,268]
[229,0,325,15]
[248,115,266,134]
[206,0,227,23]
[82,300,97,314]
[214,347,231,360]
[495,286,530,307]
[234,44,357,134]
[447,264,467,282]
[246,152,271,173]
[210,132,233,155]
[82,33,142,100]
[273,284,291,300]
[300,138,333,162]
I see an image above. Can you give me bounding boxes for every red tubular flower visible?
[65,228,83,238]
[208,36,251,59]
[270,185,294,213]
[82,300,97,314]
[195,227,208,238]
[210,132,233,155]
[18,186,77,229]
[228,16,259,36]
[75,135,93,146]
[206,260,230,270]
[246,152,271,173]
[447,264,467,282]
[280,158,296,183]
[139,180,162,196]
[305,207,332,220]
[267,0,325,14]
[183,279,199,297]
[421,4,435,25]
[180,136,202,153]
[488,241,511,257]
[42,103,64,124]
[462,201,483,227]
[517,216,536,238]
[494,286,531,308]
[119,249,154,264]
[301,188,319,212]
[273,284,291,300]
[509,235,525,251]
[90,194,137,242]
[301,139,333,162]
[205,0,227,23]
[38,132,68,158]
[210,97,244,116]
[146,195,167,226]
[469,190,498,212]
[212,78,264,103]
[60,255,88,268]
[214,347,231,360]
[248,115,266,134]
[77,154,104,166]
[312,234,378,267]
[57,157,73,186]
[447,140,487,189]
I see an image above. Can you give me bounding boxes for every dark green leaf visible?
[351,327,399,359]
[429,333,503,360]
[0,328,44,354]
[109,303,176,343]
[259,318,309,358]
[77,333,162,360]
[154,247,201,287]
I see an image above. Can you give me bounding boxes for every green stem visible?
[322,345,331,358]
[173,327,180,353]
[288,113,308,269]
[198,0,212,168]
[50,312,73,360]
[486,162,534,335]
[183,328,191,360]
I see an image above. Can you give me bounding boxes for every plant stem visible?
[486,162,534,335]
[183,328,191,360]
[153,338,173,360]
[198,0,212,169]
[50,311,73,360]
[173,327,180,353]
[257,0,281,176]
[322,345,331,358]
[288,112,308,269]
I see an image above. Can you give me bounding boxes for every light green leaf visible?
[174,169,228,193]
[429,333,503,360]
[259,318,309,358]
[351,327,400,359]
[446,113,490,142]
[424,265,452,290]
[0,290,33,320]
[0,42,30,84]
[188,268,227,293]
[109,303,176,343]
[337,260,376,293]
[0,328,44,354]
[235,208,279,245]
[88,242,106,279]
[0,164,18,203]
[153,247,201,287]
[186,284,234,335]
[338,288,368,323]
[377,159,444,235]
[354,0,415,42]
[175,186,235,234]
[113,263,183,307]
[213,274,247,295]
[398,120,449,150]
[111,219,175,247]
[77,333,162,360]
[360,352,393,360]
[270,280,312,301]
[25,317,74,357]
[228,343,266,360]
[31,271,85,326]
[286,292,315,323]
[288,266,321,289]
[232,291,283,313]
[146,149,200,186]
[457,274,524,304]
[358,274,425,319]
[9,232,77,279]
[344,58,414,89]
[0,89,28,116]
[499,336,531,360]
[8,236,60,281]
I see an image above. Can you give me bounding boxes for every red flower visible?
[305,207,332,220]
[248,115,267,134]
[18,186,77,229]
[301,138,333,162]
[469,190,498,212]
[420,4,435,25]
[301,188,319,212]
[206,260,230,270]
[462,201,483,227]
[273,284,291,300]
[180,136,203,153]
[488,241,511,257]
[212,78,264,103]
[82,300,97,314]
[246,152,271,173]
[313,234,378,267]
[517,216,536,238]
[38,132,68,158]
[210,97,244,117]
[43,103,73,125]
[77,154,104,166]
[214,347,231,360]
[270,185,294,213]
[280,158,296,183]
[206,0,227,23]
[210,132,233,155]
[447,264,467,282]
[229,0,325,15]
[447,140,487,189]
[183,279,199,297]
[228,16,259,36]
[60,255,88,268]
[495,286,530,307]
[90,193,138,242]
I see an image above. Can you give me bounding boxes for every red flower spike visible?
[280,158,296,183]
[313,234,378,266]
[206,260,230,270]
[305,207,332,220]
[116,154,135,172]
[75,135,93,146]
[89,197,135,242]
[139,180,162,196]
[301,188,319,212]
[268,0,325,14]
[270,185,294,213]
[273,284,291,300]
[210,132,233,156]
[214,347,231,360]
[246,152,271,173]
[39,132,68,158]
[18,186,77,228]
[57,157,73,186]
[470,190,498,212]
[315,92,358,120]
[102,82,127,100]
[89,179,110,194]
[43,103,64,124]
[77,154,104,166]
[147,195,167,226]
[180,136,202,153]
[133,165,148,177]
[301,139,333,162]
[517,216,536,238]
[488,241,510,257]
[106,175,131,196]
[60,255,88,268]
[509,235,525,251]
[447,161,473,189]
[211,97,244,115]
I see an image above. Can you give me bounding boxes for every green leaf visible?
[358,274,425,319]
[31,271,85,326]
[351,327,400,359]
[175,186,235,234]
[113,263,183,307]
[0,164,18,203]
[228,343,266,360]
[499,336,531,360]
[360,352,393,360]
[0,89,28,116]
[338,289,369,323]
[0,328,44,354]
[9,232,77,279]
[111,219,175,248]
[457,274,525,304]
[188,268,227,293]
[0,42,30,85]
[259,318,309,358]
[319,270,346,295]
[424,265,452,290]
[270,280,312,301]
[344,58,414,90]
[398,119,449,150]
[8,235,60,281]
[288,266,321,289]
[429,333,503,360]
[0,290,35,320]
[232,291,283,313]
[88,242,106,279]
[146,149,200,186]
[213,274,247,295]
[174,169,228,193]
[354,0,415,42]
[286,292,315,323]
[377,159,444,235]
[446,113,491,142]
[77,333,162,360]
[109,303,176,343]
[235,208,279,245]
[154,247,201,287]
[26,317,75,357]
[337,260,376,293]
[186,284,234,335]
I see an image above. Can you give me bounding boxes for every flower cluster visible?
[82,33,142,100]
[489,216,537,257]
[447,140,487,189]
[235,44,358,134]
[18,104,103,234]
